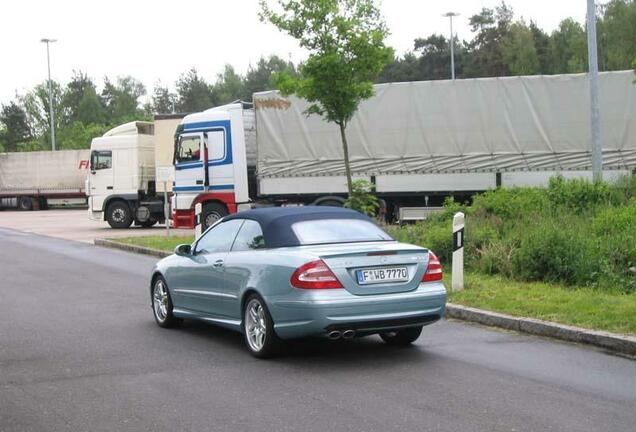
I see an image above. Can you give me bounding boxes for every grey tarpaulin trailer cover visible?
[253,70,635,195]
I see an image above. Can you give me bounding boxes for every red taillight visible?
[422,252,443,282]
[290,260,343,289]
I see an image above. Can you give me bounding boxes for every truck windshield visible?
[177,136,201,163]
[291,219,394,245]
[90,150,112,170]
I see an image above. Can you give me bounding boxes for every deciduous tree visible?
[102,76,147,123]
[548,18,587,73]
[501,22,540,75]
[260,0,393,195]
[0,102,32,152]
[151,82,177,114]
[175,68,213,113]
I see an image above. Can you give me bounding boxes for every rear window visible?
[292,219,393,245]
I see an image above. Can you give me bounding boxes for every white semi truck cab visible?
[88,121,167,228]
[171,103,252,229]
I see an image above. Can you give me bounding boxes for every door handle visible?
[213,259,224,268]
[107,186,113,190]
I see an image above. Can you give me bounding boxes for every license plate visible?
[356,267,409,285]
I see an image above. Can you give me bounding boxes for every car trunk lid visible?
[303,242,430,295]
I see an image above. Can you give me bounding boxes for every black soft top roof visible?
[224,206,373,248]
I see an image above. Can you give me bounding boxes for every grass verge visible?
[109,235,636,335]
[114,235,193,252]
[449,272,636,335]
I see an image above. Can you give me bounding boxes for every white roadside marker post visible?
[195,203,203,240]
[156,166,174,238]
[452,212,465,291]
[163,181,170,237]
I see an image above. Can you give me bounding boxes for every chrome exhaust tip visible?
[328,330,342,340]
[342,329,356,339]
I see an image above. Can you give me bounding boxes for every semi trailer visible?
[88,70,636,228]
[0,149,89,210]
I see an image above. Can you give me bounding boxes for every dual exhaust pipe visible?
[328,329,356,340]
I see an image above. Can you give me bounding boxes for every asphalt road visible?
[1,227,635,432]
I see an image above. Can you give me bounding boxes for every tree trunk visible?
[338,122,354,196]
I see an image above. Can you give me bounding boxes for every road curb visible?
[94,238,170,258]
[446,303,636,356]
[94,238,636,356]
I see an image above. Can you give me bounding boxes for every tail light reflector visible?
[290,260,343,289]
[422,252,443,282]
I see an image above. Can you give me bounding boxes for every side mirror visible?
[174,244,192,256]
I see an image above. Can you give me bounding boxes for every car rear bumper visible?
[268,282,447,339]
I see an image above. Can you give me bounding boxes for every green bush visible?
[593,201,636,292]
[511,219,601,286]
[609,175,636,204]
[547,175,614,211]
[387,174,636,292]
[592,198,636,236]
[344,180,379,217]
[472,237,518,277]
[472,187,548,220]
[386,221,452,264]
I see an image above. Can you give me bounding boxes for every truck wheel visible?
[202,202,228,229]
[106,201,133,228]
[18,197,34,211]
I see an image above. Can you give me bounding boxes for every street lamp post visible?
[586,0,602,181]
[442,12,460,80]
[40,38,57,151]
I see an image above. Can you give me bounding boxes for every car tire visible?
[202,202,228,230]
[379,326,423,346]
[106,201,133,228]
[242,294,282,359]
[152,276,180,328]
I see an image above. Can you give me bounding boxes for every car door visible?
[88,150,113,212]
[171,219,244,317]
[222,220,267,319]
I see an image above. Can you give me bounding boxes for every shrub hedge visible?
[386,175,636,293]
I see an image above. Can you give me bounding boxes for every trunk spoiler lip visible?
[318,247,430,260]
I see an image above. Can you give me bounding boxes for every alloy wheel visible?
[245,299,267,352]
[153,280,169,322]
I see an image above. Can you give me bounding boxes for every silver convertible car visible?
[150,207,447,358]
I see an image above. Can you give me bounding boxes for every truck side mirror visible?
[174,244,192,256]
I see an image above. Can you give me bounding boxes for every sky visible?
[0,0,591,104]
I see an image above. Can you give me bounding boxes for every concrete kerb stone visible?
[94,238,169,258]
[446,304,636,357]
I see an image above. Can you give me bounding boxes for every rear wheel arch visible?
[150,272,165,303]
[102,195,136,213]
[240,288,260,320]
[199,200,229,229]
